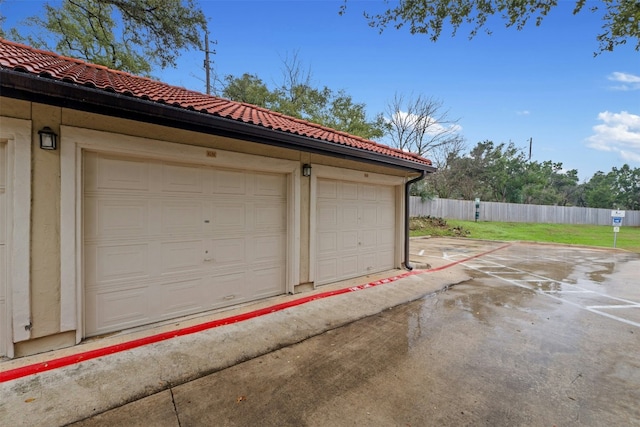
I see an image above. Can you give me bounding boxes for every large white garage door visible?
[83,152,287,336]
[0,141,6,356]
[316,178,396,285]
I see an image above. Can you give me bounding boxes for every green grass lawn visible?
[410,218,640,253]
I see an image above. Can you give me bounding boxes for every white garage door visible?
[83,152,287,336]
[316,178,396,285]
[0,141,6,356]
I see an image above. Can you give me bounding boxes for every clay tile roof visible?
[0,39,432,167]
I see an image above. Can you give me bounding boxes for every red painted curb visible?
[0,243,511,383]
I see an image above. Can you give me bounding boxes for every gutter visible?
[403,171,426,270]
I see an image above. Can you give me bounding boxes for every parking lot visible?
[3,238,639,426]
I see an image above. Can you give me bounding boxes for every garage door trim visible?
[0,117,32,358]
[61,125,300,342]
[309,164,405,286]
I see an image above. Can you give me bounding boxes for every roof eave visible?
[0,69,436,173]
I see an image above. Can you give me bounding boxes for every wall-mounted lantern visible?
[38,127,57,150]
[302,164,312,177]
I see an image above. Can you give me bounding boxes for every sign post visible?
[611,210,626,248]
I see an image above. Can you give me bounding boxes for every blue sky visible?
[2,0,639,181]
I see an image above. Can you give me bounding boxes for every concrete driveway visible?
[2,238,639,426]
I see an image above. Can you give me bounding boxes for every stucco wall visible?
[1,97,411,356]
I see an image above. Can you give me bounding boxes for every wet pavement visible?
[3,238,640,426]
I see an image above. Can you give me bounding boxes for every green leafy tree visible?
[583,165,640,209]
[521,161,580,206]
[5,0,206,75]
[583,171,617,208]
[222,73,275,107]
[342,0,640,54]
[222,55,387,140]
[611,164,640,210]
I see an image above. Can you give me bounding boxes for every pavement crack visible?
[169,387,182,427]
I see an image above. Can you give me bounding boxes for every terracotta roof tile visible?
[0,39,432,167]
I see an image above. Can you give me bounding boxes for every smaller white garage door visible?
[0,141,6,356]
[84,152,288,336]
[316,178,396,285]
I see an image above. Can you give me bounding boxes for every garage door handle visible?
[223,295,236,301]
[204,257,214,262]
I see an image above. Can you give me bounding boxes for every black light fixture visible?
[302,163,312,177]
[38,127,57,150]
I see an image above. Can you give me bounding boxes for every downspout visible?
[403,170,426,270]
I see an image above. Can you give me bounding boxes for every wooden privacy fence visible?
[410,197,640,226]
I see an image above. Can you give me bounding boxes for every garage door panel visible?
[359,184,377,200]
[206,272,246,304]
[213,203,246,229]
[251,266,285,297]
[254,173,286,196]
[254,203,286,230]
[318,232,337,254]
[377,205,395,227]
[316,259,337,283]
[85,198,149,239]
[316,178,396,285]
[85,153,287,336]
[361,207,377,226]
[341,231,359,251]
[87,286,149,334]
[317,179,338,199]
[358,253,377,274]
[342,182,358,199]
[342,205,359,227]
[213,169,246,194]
[211,238,246,266]
[161,202,204,235]
[161,163,204,193]
[378,185,395,200]
[359,229,377,249]
[160,240,204,274]
[318,205,338,230]
[98,243,150,282]
[253,235,285,263]
[92,154,150,192]
[377,228,395,246]
[376,250,395,270]
[341,255,359,278]
[155,279,204,316]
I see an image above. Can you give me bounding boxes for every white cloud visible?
[516,110,530,116]
[608,72,640,91]
[389,111,463,136]
[586,111,640,163]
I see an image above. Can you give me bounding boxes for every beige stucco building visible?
[0,39,434,358]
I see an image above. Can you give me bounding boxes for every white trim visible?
[308,164,406,285]
[0,117,32,357]
[60,125,301,339]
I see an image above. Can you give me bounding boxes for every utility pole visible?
[203,31,217,95]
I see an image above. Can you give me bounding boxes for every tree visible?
[342,0,640,54]
[222,73,274,107]
[386,92,465,163]
[222,54,387,140]
[583,171,617,208]
[582,165,640,209]
[5,0,206,75]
